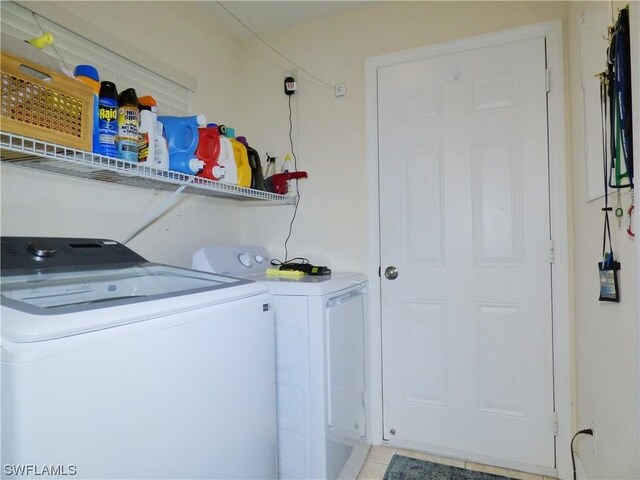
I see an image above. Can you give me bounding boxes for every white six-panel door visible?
[378,36,555,469]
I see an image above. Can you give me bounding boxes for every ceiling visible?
[206,1,370,38]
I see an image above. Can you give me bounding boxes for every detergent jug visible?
[217,136,238,185]
[208,123,227,136]
[237,136,265,191]
[196,127,223,181]
[170,152,204,175]
[157,114,206,175]
[158,115,206,154]
[229,137,252,188]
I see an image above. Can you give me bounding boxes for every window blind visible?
[1,1,191,116]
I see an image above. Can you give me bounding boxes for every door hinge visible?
[545,69,551,93]
[553,412,559,436]
[549,239,555,264]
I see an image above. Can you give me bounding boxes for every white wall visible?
[568,2,639,479]
[1,1,252,267]
[237,1,570,271]
[237,1,638,479]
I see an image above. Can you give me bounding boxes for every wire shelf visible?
[0,131,294,204]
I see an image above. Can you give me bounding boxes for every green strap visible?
[612,96,630,187]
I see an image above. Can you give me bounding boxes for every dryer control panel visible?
[192,246,272,275]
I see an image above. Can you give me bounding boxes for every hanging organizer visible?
[596,5,635,302]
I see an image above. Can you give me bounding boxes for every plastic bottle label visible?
[138,132,150,162]
[118,106,139,162]
[98,99,118,158]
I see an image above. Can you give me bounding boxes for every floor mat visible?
[383,455,517,480]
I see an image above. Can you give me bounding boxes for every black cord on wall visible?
[571,428,594,480]
[283,93,300,262]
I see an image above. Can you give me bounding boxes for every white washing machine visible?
[192,246,370,480]
[1,237,277,480]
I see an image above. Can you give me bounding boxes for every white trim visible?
[365,19,572,480]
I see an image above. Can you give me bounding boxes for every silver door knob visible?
[384,266,398,280]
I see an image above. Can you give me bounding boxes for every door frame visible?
[365,20,571,478]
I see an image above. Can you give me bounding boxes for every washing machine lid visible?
[1,236,256,315]
[1,263,252,314]
[1,237,267,343]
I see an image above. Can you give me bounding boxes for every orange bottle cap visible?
[138,95,157,108]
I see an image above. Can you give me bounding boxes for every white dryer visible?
[1,237,277,479]
[192,246,370,480]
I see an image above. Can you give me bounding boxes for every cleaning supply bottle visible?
[157,114,207,175]
[74,65,100,154]
[281,153,294,173]
[169,153,204,175]
[117,88,139,162]
[98,81,118,158]
[138,95,157,164]
[229,135,252,188]
[195,126,221,165]
[157,115,206,155]
[196,126,223,181]
[278,153,297,195]
[237,136,265,191]
[207,123,228,136]
[217,136,238,185]
[198,162,226,181]
[264,153,277,179]
[154,120,170,170]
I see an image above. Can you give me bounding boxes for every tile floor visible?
[356,445,559,480]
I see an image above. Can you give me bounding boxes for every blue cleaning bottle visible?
[98,81,118,158]
[157,114,207,174]
[73,65,100,154]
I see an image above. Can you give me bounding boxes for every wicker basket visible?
[1,51,93,151]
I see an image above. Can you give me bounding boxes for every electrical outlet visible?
[284,69,299,95]
[335,83,346,97]
[591,420,597,459]
[284,76,297,95]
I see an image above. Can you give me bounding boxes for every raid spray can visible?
[117,88,139,162]
[98,81,118,158]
